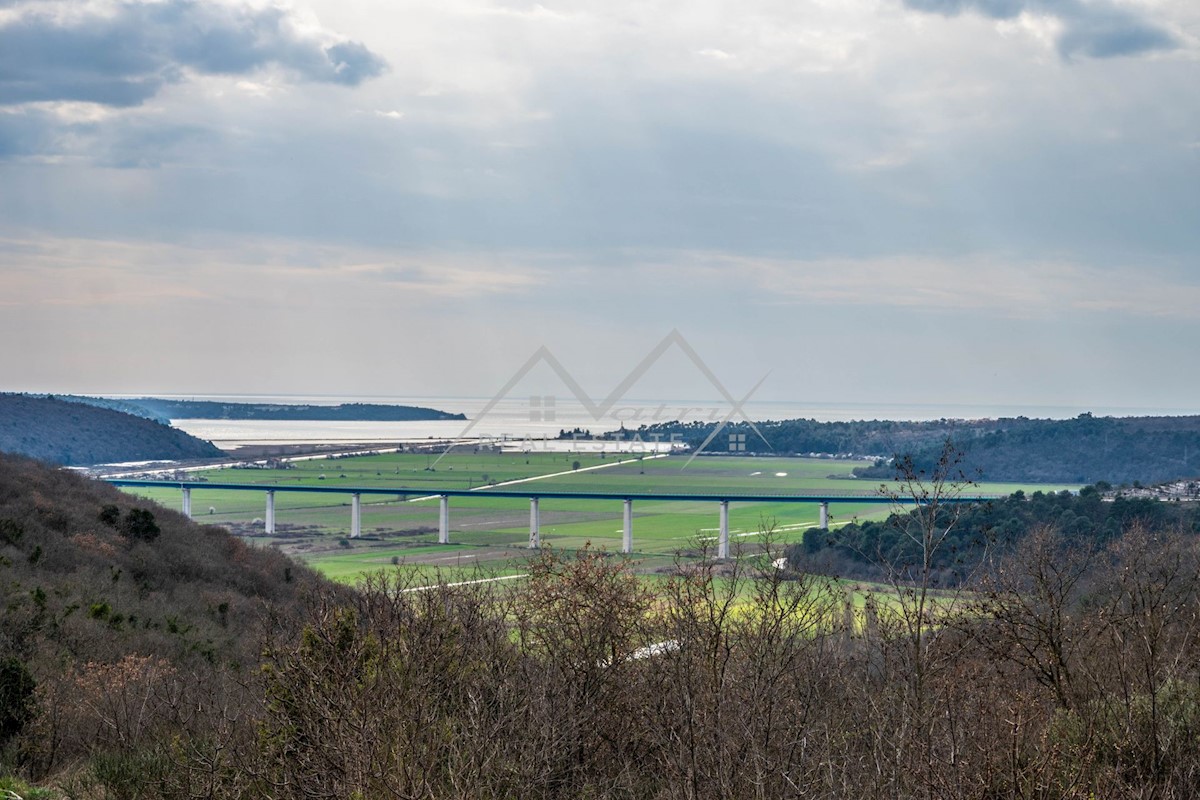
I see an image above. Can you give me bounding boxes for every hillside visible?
[0,452,328,779]
[0,452,323,666]
[0,394,224,466]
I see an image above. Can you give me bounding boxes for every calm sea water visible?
[147,395,1199,448]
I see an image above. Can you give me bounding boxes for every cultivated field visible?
[120,451,1081,584]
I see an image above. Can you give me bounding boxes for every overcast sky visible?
[1,0,1197,414]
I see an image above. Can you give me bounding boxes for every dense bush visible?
[0,659,34,747]
[139,522,1200,800]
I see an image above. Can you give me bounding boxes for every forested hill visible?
[852,414,1200,485]
[54,395,466,423]
[0,394,224,466]
[787,486,1200,583]
[619,413,1200,485]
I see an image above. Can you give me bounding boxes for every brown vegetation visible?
[5,451,1200,797]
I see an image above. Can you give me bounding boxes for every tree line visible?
[623,413,1200,484]
[788,483,1200,584]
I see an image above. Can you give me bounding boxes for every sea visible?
[107,394,1200,450]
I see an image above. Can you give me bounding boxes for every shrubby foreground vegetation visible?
[4,451,1200,797]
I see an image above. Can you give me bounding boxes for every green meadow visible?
[120,451,1082,585]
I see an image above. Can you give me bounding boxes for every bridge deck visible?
[106,479,997,504]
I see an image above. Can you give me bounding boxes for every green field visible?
[121,451,1081,585]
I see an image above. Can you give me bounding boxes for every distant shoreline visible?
[29,394,467,424]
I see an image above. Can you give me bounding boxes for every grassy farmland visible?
[119,450,1082,584]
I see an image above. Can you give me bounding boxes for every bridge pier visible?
[529,497,540,549]
[718,500,730,560]
[622,499,633,554]
[101,481,921,554]
[438,495,450,544]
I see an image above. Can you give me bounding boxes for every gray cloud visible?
[0,0,1196,409]
[906,0,1025,19]
[1056,8,1179,59]
[903,0,1179,59]
[0,110,52,157]
[0,0,387,107]
[0,106,214,167]
[323,42,387,85]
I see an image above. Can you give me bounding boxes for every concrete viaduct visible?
[106,480,998,560]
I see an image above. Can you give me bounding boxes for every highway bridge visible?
[107,479,1000,559]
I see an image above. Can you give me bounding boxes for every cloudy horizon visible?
[2,0,1197,412]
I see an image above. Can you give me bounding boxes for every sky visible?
[0,0,1197,414]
